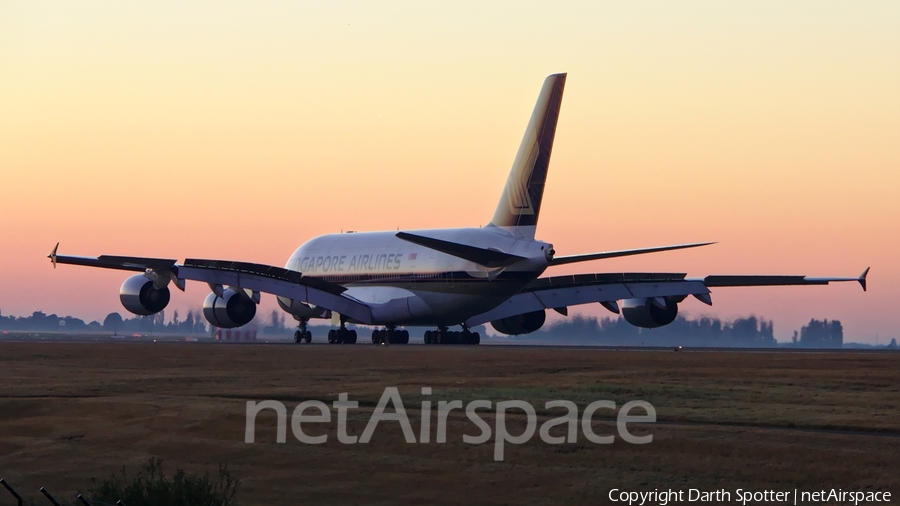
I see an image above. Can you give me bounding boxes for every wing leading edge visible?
[48,246,375,324]
[48,244,868,330]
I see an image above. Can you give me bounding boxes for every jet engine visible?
[621,297,678,329]
[119,274,170,316]
[491,309,546,335]
[203,289,257,329]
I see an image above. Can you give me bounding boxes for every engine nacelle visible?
[203,289,257,329]
[119,274,170,316]
[491,310,546,335]
[621,297,678,328]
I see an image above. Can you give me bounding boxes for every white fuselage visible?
[283,227,552,326]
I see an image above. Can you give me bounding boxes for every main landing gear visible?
[372,326,409,345]
[424,326,480,345]
[293,320,312,343]
[328,316,357,344]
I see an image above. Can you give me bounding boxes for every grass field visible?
[0,341,897,505]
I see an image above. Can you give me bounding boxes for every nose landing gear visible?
[293,320,312,343]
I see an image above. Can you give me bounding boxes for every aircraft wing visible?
[464,269,869,327]
[49,247,375,324]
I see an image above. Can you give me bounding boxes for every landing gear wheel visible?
[329,315,357,343]
[372,328,409,344]
[424,327,479,345]
[460,330,480,345]
[295,320,312,344]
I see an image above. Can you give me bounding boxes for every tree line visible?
[0,309,209,334]
[0,308,299,336]
[496,315,847,348]
[0,308,867,348]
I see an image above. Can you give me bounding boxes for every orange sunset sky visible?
[1,2,898,342]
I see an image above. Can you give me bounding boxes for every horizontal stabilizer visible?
[549,242,715,266]
[395,232,526,268]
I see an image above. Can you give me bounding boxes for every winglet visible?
[49,242,59,269]
[859,267,870,292]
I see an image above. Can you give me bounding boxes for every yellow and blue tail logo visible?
[490,73,566,238]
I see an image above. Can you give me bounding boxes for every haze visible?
[1,2,897,342]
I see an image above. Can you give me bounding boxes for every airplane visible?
[49,73,869,345]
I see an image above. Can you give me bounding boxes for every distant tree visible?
[799,319,843,348]
[138,314,154,333]
[193,310,208,334]
[728,316,760,344]
[182,311,195,333]
[759,319,775,344]
[103,312,124,332]
[269,310,280,331]
[830,320,843,347]
[63,316,88,331]
[887,338,897,349]
[29,311,64,331]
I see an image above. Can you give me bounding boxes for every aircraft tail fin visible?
[489,73,566,238]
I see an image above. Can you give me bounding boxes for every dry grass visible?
[0,341,897,505]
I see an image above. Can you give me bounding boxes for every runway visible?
[0,331,895,354]
[0,338,897,505]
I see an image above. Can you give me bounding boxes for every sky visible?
[1,1,898,342]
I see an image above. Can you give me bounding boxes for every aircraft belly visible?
[342,284,513,326]
[343,286,417,324]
